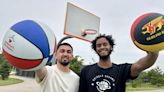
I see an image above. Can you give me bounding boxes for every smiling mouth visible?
[100,50,108,53]
[62,58,68,61]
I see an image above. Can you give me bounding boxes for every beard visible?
[59,60,70,66]
[98,50,112,60]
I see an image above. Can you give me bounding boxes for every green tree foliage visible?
[147,67,164,86]
[131,72,146,88]
[70,55,83,75]
[129,67,164,87]
[0,54,12,80]
[137,72,149,83]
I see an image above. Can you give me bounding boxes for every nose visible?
[62,52,70,57]
[99,44,106,49]
[63,52,68,55]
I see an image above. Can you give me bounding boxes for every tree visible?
[147,67,164,86]
[129,67,164,88]
[130,72,145,88]
[70,55,83,75]
[0,54,12,80]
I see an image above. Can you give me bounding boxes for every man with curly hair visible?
[79,34,158,92]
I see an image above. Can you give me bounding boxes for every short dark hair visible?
[91,34,115,51]
[57,43,73,51]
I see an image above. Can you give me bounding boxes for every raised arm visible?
[35,67,47,82]
[131,52,159,77]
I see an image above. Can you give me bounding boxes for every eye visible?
[103,43,108,46]
[60,49,65,53]
[96,44,101,48]
[67,50,72,54]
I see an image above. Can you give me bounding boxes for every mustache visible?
[60,60,70,66]
[62,59,68,62]
[97,49,112,60]
[61,55,69,59]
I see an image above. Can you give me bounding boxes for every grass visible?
[0,78,23,86]
[126,83,164,92]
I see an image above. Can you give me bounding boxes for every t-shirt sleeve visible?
[122,63,138,80]
[79,67,88,92]
[128,64,138,80]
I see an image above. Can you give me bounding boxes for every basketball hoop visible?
[81,29,97,37]
[64,3,100,42]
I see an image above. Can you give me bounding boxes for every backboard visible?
[64,2,100,42]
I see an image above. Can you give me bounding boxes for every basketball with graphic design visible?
[131,13,164,52]
[2,20,57,71]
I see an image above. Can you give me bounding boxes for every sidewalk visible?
[0,75,39,92]
[132,90,164,92]
[1,75,164,92]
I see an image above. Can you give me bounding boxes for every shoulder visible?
[115,63,134,76]
[45,65,57,73]
[79,64,97,78]
[113,63,132,68]
[70,70,80,78]
[82,63,97,70]
[81,63,97,74]
[111,63,132,72]
[45,65,54,69]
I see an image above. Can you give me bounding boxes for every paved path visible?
[132,90,164,92]
[1,75,164,92]
[0,75,39,92]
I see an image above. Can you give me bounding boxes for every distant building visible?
[16,69,35,78]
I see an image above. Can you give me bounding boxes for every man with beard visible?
[36,43,79,92]
[79,34,159,92]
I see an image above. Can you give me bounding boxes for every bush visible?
[70,56,83,75]
[0,54,12,80]
[131,79,142,88]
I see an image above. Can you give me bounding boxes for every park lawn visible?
[0,78,23,86]
[126,83,164,92]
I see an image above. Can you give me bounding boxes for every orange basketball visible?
[131,13,164,52]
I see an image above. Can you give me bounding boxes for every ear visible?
[54,51,57,57]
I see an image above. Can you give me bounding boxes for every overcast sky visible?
[0,0,164,71]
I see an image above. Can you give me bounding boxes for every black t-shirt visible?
[79,63,136,92]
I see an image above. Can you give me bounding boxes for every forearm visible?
[131,52,159,77]
[137,52,159,70]
[35,67,47,82]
